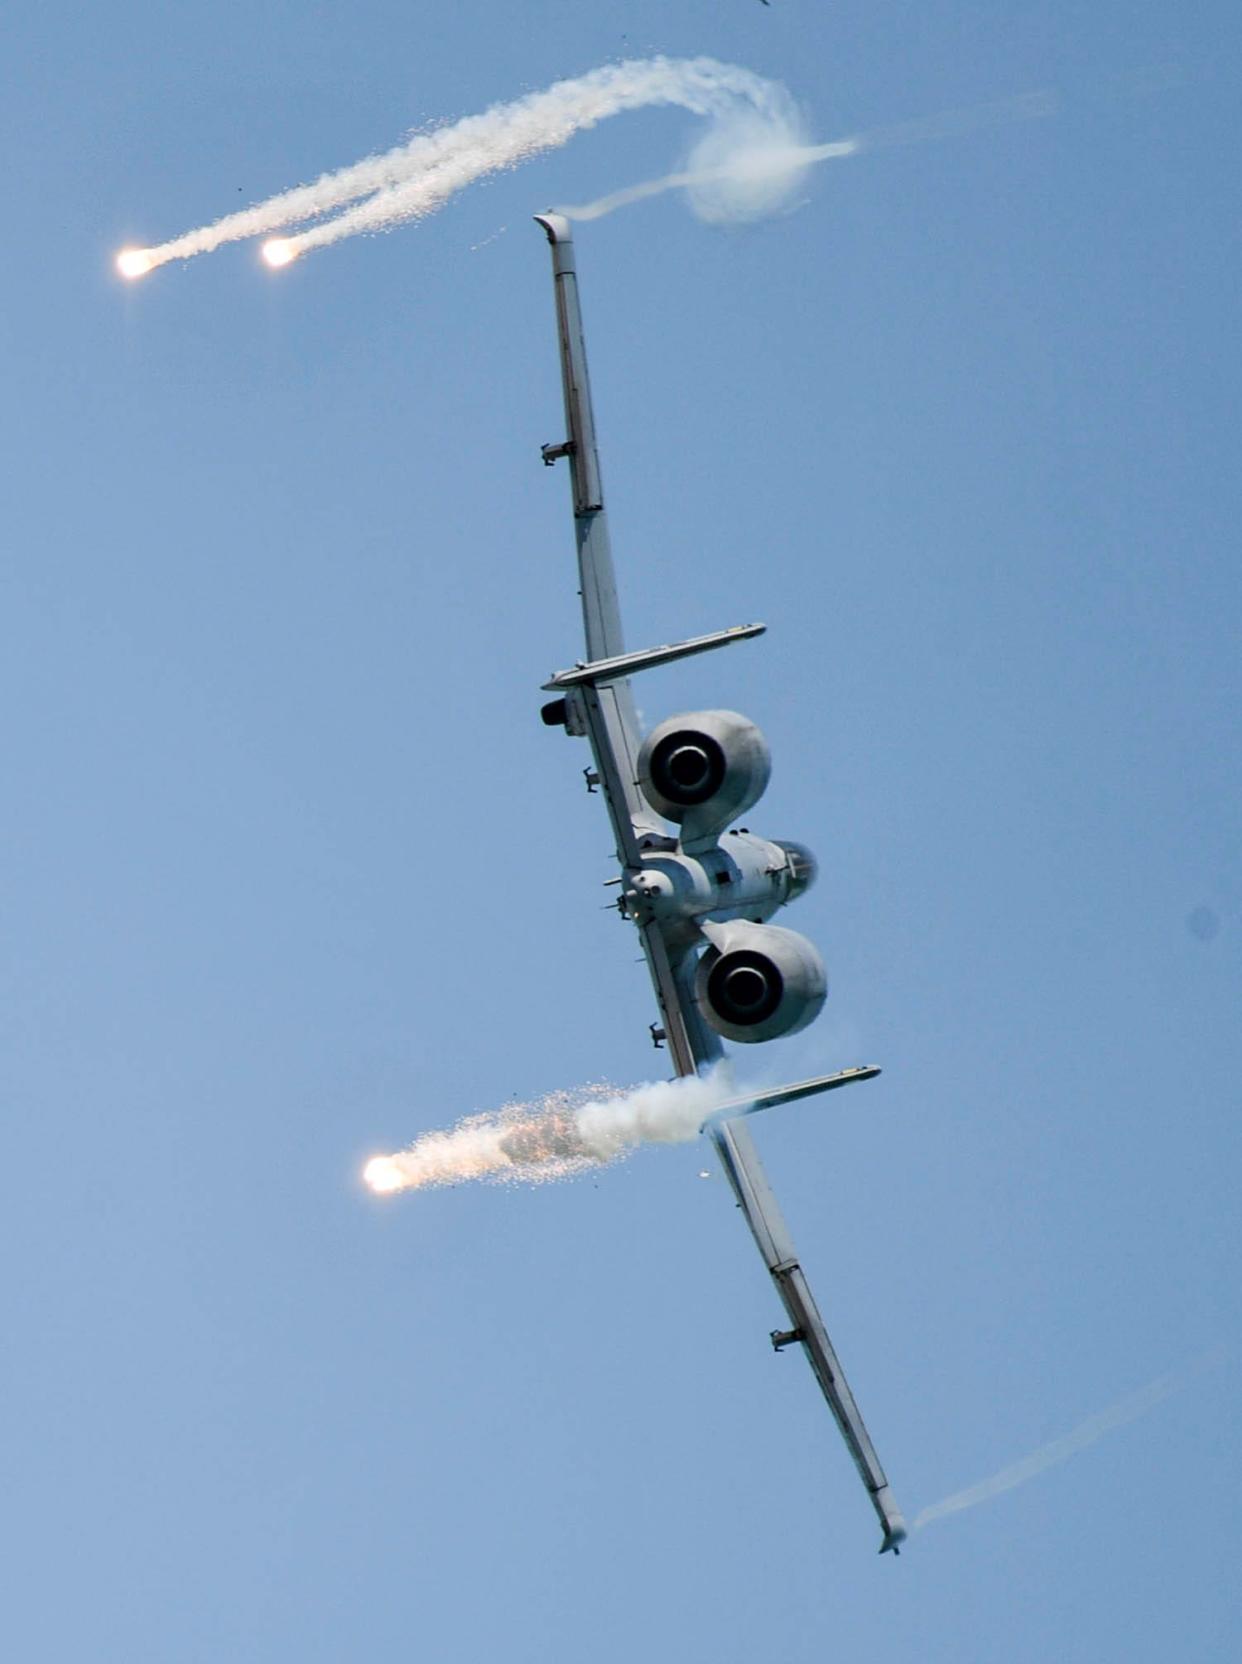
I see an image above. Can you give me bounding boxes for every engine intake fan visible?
[637,710,771,852]
[696,919,827,1044]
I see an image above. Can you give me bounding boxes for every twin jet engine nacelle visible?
[696,920,828,1044]
[637,710,771,853]
[637,709,826,1041]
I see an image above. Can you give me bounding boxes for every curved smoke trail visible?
[119,57,809,274]
[556,137,857,223]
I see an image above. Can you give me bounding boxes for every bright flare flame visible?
[262,238,297,268]
[116,247,154,279]
[363,1156,405,1195]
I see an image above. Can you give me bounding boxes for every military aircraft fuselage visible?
[620,830,816,947]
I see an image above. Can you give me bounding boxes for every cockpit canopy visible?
[773,839,818,901]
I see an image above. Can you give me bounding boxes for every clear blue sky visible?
[3,4,1239,1659]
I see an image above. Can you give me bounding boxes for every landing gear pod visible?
[696,920,827,1043]
[637,710,771,852]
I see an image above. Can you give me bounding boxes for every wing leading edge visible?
[536,212,906,1554]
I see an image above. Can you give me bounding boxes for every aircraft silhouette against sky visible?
[534,214,906,1555]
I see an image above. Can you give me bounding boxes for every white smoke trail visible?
[913,1358,1211,1532]
[364,1069,736,1195]
[118,57,806,275]
[556,86,1056,224]
[557,137,856,224]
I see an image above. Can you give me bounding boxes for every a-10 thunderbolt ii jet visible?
[533,215,906,1554]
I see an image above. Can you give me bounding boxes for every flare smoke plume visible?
[364,1070,735,1195]
[115,64,1063,278]
[117,57,810,276]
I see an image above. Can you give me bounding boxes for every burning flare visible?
[362,1156,405,1195]
[364,1073,734,1196]
[116,247,154,279]
[262,237,298,268]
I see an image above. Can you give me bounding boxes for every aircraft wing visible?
[709,1114,907,1553]
[535,212,653,871]
[535,212,750,1068]
[537,213,906,1554]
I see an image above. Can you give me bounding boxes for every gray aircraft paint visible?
[535,213,907,1555]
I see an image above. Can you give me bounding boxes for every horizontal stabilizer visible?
[702,1065,880,1129]
[543,622,765,690]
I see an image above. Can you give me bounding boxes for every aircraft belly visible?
[538,211,906,1555]
[623,833,796,932]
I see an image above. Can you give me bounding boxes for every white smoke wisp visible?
[363,1069,736,1196]
[681,107,818,225]
[913,1360,1210,1533]
[558,136,857,225]
[555,85,1058,226]
[119,57,806,275]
